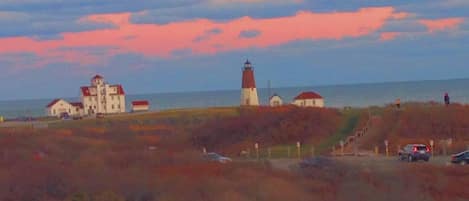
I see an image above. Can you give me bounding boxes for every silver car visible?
[204,152,232,163]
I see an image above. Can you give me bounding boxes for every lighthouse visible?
[240,60,259,106]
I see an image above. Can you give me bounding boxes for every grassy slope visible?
[49,107,240,129]
[315,109,362,154]
[360,103,469,153]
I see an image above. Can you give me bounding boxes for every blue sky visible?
[0,0,468,100]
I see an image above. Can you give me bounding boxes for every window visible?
[69,109,71,113]
[313,100,316,106]
[112,104,114,109]
[118,104,120,109]
[53,109,56,115]
[88,97,91,102]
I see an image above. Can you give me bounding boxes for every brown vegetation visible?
[0,105,467,201]
[362,103,469,153]
[192,106,343,154]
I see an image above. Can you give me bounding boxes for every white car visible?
[204,152,232,163]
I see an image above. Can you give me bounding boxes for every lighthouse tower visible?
[240,60,259,106]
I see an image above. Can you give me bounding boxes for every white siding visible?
[240,88,259,106]
[269,96,283,107]
[81,80,126,115]
[132,105,149,112]
[292,98,325,108]
[46,100,83,117]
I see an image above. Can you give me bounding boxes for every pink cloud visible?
[419,18,464,32]
[379,32,401,41]
[0,7,406,68]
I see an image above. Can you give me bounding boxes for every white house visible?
[132,100,150,112]
[80,75,126,115]
[292,91,324,108]
[46,99,84,117]
[269,94,283,107]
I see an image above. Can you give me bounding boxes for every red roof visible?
[80,86,94,96]
[46,99,61,108]
[242,68,256,88]
[132,100,149,106]
[81,85,124,96]
[112,85,125,95]
[92,74,103,80]
[294,91,323,100]
[70,102,84,109]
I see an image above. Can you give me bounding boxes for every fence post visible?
[429,140,434,156]
[374,145,379,155]
[255,143,259,161]
[447,138,452,156]
[268,148,271,159]
[384,140,389,157]
[287,146,291,158]
[202,147,207,154]
[332,146,336,156]
[340,140,344,156]
[296,142,301,160]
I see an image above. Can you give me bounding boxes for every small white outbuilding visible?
[46,99,84,117]
[292,91,324,108]
[269,94,283,107]
[131,100,150,112]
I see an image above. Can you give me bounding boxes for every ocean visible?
[1,78,469,119]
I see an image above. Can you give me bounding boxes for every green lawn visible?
[315,109,363,154]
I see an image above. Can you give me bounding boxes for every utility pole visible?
[267,80,272,101]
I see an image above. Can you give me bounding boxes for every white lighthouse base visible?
[241,88,259,106]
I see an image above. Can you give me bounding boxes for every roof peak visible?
[92,74,104,79]
[294,91,323,100]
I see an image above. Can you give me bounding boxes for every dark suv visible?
[399,144,431,162]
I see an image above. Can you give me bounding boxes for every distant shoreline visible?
[1,77,469,102]
[2,78,469,119]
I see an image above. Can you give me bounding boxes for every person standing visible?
[444,92,450,106]
[395,98,401,109]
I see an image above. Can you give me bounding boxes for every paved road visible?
[269,156,455,172]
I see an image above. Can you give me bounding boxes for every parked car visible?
[204,152,232,163]
[398,144,431,162]
[72,116,83,120]
[451,150,468,165]
[299,156,334,169]
[60,112,70,120]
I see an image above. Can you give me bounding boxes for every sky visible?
[0,0,468,100]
